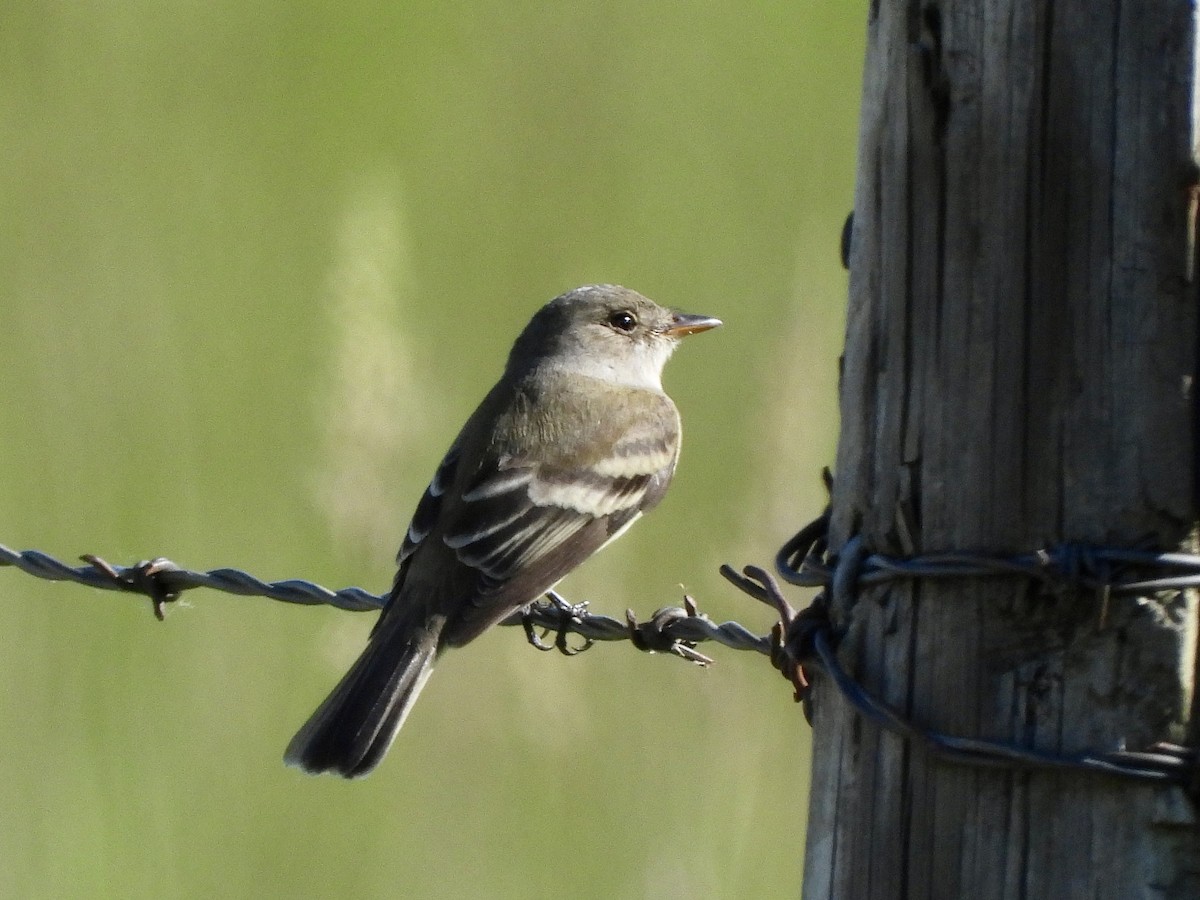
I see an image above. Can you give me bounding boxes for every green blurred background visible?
[0,3,861,897]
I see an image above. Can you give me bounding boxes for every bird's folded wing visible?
[397,444,462,566]
[391,396,680,643]
[449,464,649,581]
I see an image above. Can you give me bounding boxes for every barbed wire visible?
[0,542,772,664]
[774,510,1200,598]
[718,510,1200,792]
[5,507,1199,790]
[0,545,385,618]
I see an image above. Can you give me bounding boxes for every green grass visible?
[0,2,862,896]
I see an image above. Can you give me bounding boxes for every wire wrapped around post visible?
[720,510,1200,792]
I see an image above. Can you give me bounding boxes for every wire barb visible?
[625,596,716,666]
[80,555,182,621]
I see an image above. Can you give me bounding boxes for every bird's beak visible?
[663,312,723,337]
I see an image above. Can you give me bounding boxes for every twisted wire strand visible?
[0,543,772,661]
[0,544,383,611]
[776,516,1200,596]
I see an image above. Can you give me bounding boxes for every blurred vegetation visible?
[0,2,863,897]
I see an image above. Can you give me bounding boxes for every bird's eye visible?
[607,310,637,332]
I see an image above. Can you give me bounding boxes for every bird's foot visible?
[520,590,595,656]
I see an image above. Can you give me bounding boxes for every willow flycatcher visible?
[285,284,720,776]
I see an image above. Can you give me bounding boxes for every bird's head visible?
[508,284,721,390]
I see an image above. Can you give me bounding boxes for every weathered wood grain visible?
[805,1,1199,897]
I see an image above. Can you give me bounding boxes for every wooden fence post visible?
[804,2,1200,897]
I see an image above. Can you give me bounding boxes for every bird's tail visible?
[284,610,444,778]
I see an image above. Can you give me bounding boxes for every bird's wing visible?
[396,443,461,568]
[390,392,680,646]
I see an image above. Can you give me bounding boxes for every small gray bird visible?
[285,284,721,777]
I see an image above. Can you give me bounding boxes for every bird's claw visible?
[520,591,595,656]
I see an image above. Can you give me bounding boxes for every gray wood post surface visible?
[805,2,1200,897]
